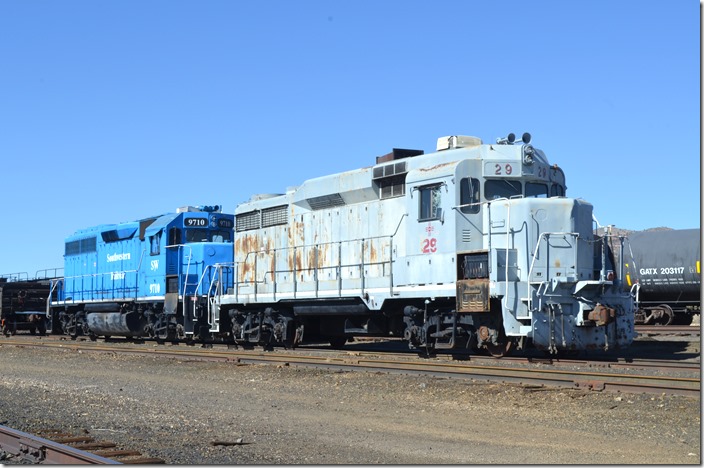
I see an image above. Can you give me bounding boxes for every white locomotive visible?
[205,132,635,355]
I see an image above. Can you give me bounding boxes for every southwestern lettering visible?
[107,253,131,262]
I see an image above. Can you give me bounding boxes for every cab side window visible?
[460,177,480,214]
[418,184,442,221]
[168,227,181,246]
[149,233,160,255]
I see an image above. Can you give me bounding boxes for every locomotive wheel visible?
[67,317,79,340]
[656,305,675,326]
[485,339,513,358]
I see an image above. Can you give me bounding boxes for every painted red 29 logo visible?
[422,238,437,253]
[494,163,513,175]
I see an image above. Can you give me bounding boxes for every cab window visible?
[550,184,565,197]
[168,228,181,246]
[185,229,209,243]
[460,177,480,214]
[418,184,442,221]
[485,180,521,200]
[149,234,161,255]
[526,182,548,198]
[210,230,232,242]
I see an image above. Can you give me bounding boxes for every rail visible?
[0,424,119,464]
[4,338,699,397]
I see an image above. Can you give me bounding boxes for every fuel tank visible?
[86,312,147,337]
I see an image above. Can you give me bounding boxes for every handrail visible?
[526,231,580,315]
[232,214,407,302]
[35,268,64,280]
[50,269,141,302]
[196,262,236,329]
[45,278,63,319]
[630,282,641,306]
[0,272,29,282]
[165,244,193,295]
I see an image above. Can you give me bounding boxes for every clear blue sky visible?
[0,0,700,277]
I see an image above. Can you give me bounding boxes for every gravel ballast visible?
[0,345,699,464]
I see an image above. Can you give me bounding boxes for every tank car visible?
[47,205,234,340]
[1,271,60,336]
[621,228,701,325]
[206,132,635,355]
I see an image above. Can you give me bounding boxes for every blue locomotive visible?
[48,205,234,340]
[203,132,635,355]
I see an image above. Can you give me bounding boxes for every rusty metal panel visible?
[456,279,489,312]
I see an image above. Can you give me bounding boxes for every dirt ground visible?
[0,345,700,464]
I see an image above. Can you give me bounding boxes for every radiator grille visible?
[236,211,260,232]
[307,193,346,210]
[262,205,288,227]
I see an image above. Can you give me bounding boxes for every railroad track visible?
[636,325,700,336]
[1,336,699,397]
[0,424,165,464]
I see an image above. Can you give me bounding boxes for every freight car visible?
[199,132,635,355]
[1,270,61,336]
[621,228,701,325]
[47,206,234,340]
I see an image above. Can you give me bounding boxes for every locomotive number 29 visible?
[421,238,437,253]
[495,163,513,175]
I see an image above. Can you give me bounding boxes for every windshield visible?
[484,180,521,200]
[185,229,232,243]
